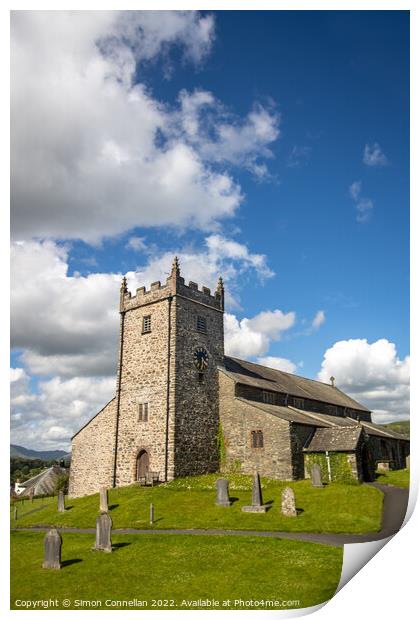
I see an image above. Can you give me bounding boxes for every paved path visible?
[12,483,408,548]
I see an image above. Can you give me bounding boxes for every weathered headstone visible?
[310,464,323,488]
[215,478,231,507]
[42,528,62,569]
[99,487,108,513]
[281,486,297,517]
[57,490,65,513]
[406,455,410,470]
[150,503,154,525]
[93,513,112,552]
[241,472,268,513]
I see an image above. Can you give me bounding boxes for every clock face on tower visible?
[193,347,209,371]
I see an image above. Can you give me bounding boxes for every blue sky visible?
[10,11,409,448]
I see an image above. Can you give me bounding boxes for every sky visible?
[10,10,409,450]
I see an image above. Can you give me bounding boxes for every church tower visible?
[113,258,225,486]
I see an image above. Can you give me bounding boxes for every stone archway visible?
[136,450,149,480]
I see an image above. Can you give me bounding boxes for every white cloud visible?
[287,145,312,168]
[363,143,388,167]
[11,240,121,377]
[256,356,297,374]
[11,368,115,450]
[349,181,374,223]
[317,338,409,423]
[349,181,362,201]
[355,198,374,223]
[126,236,148,252]
[11,11,280,243]
[312,310,325,329]
[225,309,295,358]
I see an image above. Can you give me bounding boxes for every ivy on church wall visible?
[305,452,358,484]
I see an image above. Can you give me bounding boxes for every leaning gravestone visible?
[241,472,268,513]
[57,490,65,513]
[93,513,113,553]
[281,486,297,517]
[99,487,108,513]
[215,478,231,507]
[310,464,323,488]
[42,528,62,569]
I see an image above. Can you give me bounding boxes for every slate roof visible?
[18,466,67,496]
[236,398,409,442]
[304,427,363,452]
[223,356,370,412]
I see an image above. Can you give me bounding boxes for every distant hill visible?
[10,444,70,461]
[380,421,410,437]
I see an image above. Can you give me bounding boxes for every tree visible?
[54,473,69,495]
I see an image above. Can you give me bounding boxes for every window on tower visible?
[196,315,207,333]
[251,430,264,448]
[142,315,151,333]
[138,402,149,422]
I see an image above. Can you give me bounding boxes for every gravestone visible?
[150,503,154,525]
[281,486,297,517]
[99,487,108,513]
[310,464,323,488]
[215,478,231,507]
[406,455,410,470]
[241,472,268,513]
[57,491,65,513]
[93,513,113,552]
[42,528,62,569]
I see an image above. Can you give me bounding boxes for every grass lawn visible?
[11,474,383,534]
[10,531,343,610]
[375,469,410,489]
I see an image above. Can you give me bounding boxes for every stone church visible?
[69,259,409,497]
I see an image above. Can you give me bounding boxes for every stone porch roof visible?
[303,427,363,452]
[223,356,370,412]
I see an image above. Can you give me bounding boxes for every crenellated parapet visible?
[119,257,224,312]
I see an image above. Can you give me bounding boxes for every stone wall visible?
[218,371,294,479]
[173,294,224,477]
[367,435,409,470]
[68,398,116,498]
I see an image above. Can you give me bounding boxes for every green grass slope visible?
[375,469,410,489]
[12,474,383,534]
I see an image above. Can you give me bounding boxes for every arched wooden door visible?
[136,450,149,480]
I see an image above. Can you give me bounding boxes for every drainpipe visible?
[325,450,332,482]
[164,295,173,482]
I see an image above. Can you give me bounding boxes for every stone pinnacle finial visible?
[171,256,180,277]
[216,276,225,311]
[330,376,335,388]
[121,276,128,293]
